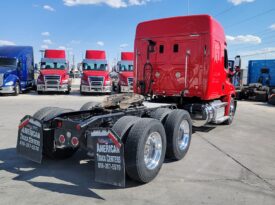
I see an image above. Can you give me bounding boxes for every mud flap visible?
[90,129,125,187]
[16,115,43,163]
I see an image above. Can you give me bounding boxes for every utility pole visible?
[39,50,45,58]
[187,0,190,15]
[73,54,75,69]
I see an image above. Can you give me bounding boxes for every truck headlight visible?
[105,80,111,86]
[62,79,69,84]
[120,81,127,86]
[5,81,14,86]
[81,79,89,85]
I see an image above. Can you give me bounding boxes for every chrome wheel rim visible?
[229,100,235,117]
[15,84,19,94]
[178,120,190,151]
[144,132,162,170]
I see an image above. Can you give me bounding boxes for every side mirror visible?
[234,55,241,68]
[34,63,40,71]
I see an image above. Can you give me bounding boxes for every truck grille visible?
[0,74,3,87]
[128,77,133,86]
[44,75,61,86]
[89,76,104,86]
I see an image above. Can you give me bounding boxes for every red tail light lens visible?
[71,137,79,147]
[57,121,63,128]
[59,135,65,144]
[76,124,81,131]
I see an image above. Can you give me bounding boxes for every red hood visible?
[119,71,133,79]
[40,69,67,76]
[83,70,109,78]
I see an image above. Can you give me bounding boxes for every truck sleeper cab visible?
[37,49,71,94]
[134,15,237,126]
[81,50,111,94]
[117,52,134,93]
[0,46,34,96]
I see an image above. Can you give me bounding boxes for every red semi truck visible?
[117,52,134,93]
[37,49,71,94]
[17,15,239,187]
[80,50,112,94]
[134,15,239,126]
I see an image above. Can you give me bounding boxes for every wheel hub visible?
[144,132,162,170]
[178,120,190,151]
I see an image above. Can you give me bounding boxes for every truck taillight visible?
[76,124,81,131]
[59,135,66,144]
[71,137,79,147]
[57,121,62,128]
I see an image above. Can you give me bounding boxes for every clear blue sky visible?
[0,0,275,68]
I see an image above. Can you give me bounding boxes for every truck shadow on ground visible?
[255,103,275,107]
[0,148,142,200]
[0,127,218,198]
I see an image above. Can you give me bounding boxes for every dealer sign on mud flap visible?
[92,130,125,187]
[17,115,43,163]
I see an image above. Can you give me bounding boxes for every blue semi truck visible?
[0,46,34,95]
[237,59,275,104]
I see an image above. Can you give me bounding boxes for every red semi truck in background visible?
[17,15,239,186]
[80,50,112,94]
[117,52,134,93]
[37,49,71,94]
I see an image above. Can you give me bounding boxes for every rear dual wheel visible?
[151,108,192,160]
[164,110,192,160]
[123,118,167,183]
[112,110,192,183]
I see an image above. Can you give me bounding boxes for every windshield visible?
[118,61,133,72]
[0,58,17,67]
[41,62,67,70]
[83,61,108,71]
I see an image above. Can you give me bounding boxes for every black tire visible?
[112,116,141,140]
[255,93,268,102]
[33,107,59,120]
[224,98,237,125]
[43,108,74,121]
[37,91,43,95]
[236,92,242,100]
[80,101,101,111]
[13,82,20,96]
[150,108,172,124]
[164,110,192,160]
[125,118,166,183]
[65,85,71,95]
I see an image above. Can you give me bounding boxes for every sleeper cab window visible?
[173,44,179,53]
[159,45,164,54]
